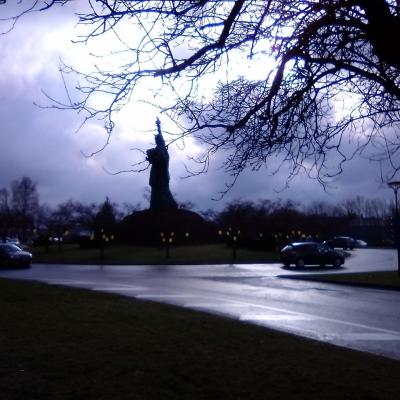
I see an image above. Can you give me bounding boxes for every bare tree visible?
[3,1,400,189]
[342,195,392,219]
[10,176,40,241]
[47,200,84,241]
[0,188,11,241]
[121,201,142,217]
[305,201,345,218]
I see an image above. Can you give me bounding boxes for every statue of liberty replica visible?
[119,118,211,245]
[146,118,178,211]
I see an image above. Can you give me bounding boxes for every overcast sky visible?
[0,2,395,212]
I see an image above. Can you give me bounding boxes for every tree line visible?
[0,177,120,245]
[0,176,394,247]
[212,198,394,248]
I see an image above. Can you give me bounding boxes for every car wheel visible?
[333,258,343,268]
[296,258,305,268]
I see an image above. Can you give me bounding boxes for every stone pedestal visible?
[119,208,215,245]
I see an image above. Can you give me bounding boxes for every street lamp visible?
[388,180,400,275]
[160,231,174,259]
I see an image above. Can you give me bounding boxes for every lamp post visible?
[218,227,240,259]
[388,181,400,275]
[161,231,174,259]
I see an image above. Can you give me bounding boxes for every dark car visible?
[323,236,356,250]
[280,242,345,268]
[0,243,32,269]
[5,237,21,246]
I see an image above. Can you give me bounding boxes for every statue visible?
[120,119,211,243]
[146,118,178,211]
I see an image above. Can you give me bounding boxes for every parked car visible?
[0,243,32,269]
[323,236,356,250]
[280,242,345,268]
[3,237,21,246]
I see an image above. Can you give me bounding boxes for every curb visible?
[279,275,400,292]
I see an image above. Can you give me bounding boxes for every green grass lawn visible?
[0,278,399,400]
[289,271,400,290]
[32,243,279,265]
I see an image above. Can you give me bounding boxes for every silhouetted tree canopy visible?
[0,174,394,245]
[9,177,39,241]
[94,197,117,234]
[3,1,400,188]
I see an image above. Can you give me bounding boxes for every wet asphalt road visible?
[0,248,399,360]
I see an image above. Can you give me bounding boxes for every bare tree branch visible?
[2,0,400,189]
